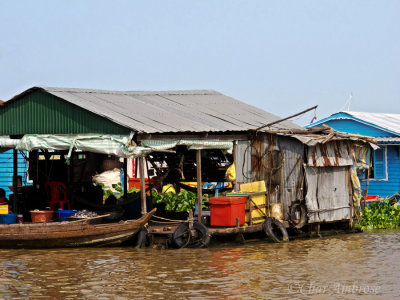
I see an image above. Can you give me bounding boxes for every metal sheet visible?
[278,136,305,219]
[235,140,252,187]
[4,87,302,134]
[375,137,400,143]
[307,141,353,167]
[343,111,400,136]
[305,166,351,223]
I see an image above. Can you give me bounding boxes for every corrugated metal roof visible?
[6,87,302,134]
[375,137,400,143]
[340,111,400,135]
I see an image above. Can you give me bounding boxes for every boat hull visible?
[0,208,156,248]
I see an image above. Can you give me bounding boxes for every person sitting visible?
[0,188,8,204]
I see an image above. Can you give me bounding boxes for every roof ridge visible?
[41,86,220,96]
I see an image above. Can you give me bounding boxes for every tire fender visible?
[290,201,307,229]
[263,217,289,243]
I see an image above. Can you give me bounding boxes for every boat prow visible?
[0,208,157,249]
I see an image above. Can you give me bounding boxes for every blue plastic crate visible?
[0,213,16,224]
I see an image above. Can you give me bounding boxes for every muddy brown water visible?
[0,231,399,299]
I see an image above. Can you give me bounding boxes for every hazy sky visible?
[1,0,399,125]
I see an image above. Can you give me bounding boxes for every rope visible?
[150,215,188,223]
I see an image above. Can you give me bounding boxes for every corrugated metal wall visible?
[278,136,305,219]
[0,150,28,198]
[249,134,304,220]
[235,140,252,187]
[0,90,130,135]
[237,134,354,223]
[305,166,351,223]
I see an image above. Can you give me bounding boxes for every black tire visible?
[172,223,191,248]
[290,201,307,229]
[172,222,211,249]
[263,217,289,243]
[188,222,211,249]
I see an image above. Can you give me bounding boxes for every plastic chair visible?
[45,182,71,211]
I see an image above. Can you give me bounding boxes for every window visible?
[372,147,387,179]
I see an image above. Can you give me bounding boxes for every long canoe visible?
[0,208,156,248]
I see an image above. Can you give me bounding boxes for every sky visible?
[0,0,399,126]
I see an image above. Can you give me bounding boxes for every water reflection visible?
[0,231,399,299]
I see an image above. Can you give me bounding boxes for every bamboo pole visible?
[196,149,202,223]
[139,156,147,216]
[255,105,318,131]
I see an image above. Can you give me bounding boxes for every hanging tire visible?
[188,222,211,249]
[263,217,289,243]
[289,201,307,229]
[172,222,211,249]
[172,223,191,248]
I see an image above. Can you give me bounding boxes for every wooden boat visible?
[0,208,156,248]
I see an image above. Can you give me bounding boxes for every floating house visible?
[307,111,400,198]
[0,87,376,247]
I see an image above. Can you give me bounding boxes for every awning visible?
[0,133,148,158]
[0,135,233,158]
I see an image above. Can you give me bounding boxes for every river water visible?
[0,230,399,299]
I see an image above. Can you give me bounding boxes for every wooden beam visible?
[196,149,202,223]
[139,156,147,216]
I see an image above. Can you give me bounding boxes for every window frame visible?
[371,146,388,181]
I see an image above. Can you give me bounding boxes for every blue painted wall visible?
[360,145,400,197]
[0,150,29,198]
[308,115,400,197]
[313,119,397,137]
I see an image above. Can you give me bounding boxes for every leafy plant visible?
[360,200,400,230]
[151,189,208,212]
[97,181,140,200]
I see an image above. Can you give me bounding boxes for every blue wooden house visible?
[306,111,400,197]
[0,150,28,198]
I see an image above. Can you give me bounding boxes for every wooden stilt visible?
[123,158,128,196]
[196,150,202,223]
[348,166,354,229]
[139,156,147,216]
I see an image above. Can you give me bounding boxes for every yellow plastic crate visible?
[227,181,268,224]
[0,205,9,214]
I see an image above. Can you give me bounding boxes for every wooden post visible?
[348,167,354,229]
[123,158,128,196]
[196,149,202,223]
[233,141,238,192]
[363,150,372,209]
[68,149,74,185]
[13,149,18,214]
[139,156,147,216]
[249,195,253,225]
